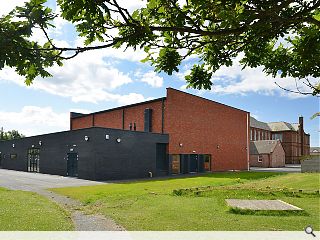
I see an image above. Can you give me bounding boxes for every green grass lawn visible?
[0,188,73,231]
[52,172,320,231]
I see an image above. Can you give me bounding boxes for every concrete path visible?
[250,164,301,173]
[0,169,125,231]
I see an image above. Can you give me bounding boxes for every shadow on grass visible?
[229,207,309,216]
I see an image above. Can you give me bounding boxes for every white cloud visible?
[51,5,70,35]
[117,0,147,12]
[117,93,153,105]
[0,106,69,136]
[0,1,26,16]
[69,108,92,114]
[74,36,147,62]
[0,49,151,105]
[178,59,318,99]
[139,71,163,88]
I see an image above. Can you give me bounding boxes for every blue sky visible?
[0,0,319,146]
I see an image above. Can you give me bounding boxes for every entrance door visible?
[198,155,204,173]
[189,154,198,172]
[67,153,78,177]
[0,152,2,168]
[156,143,168,171]
[181,155,189,174]
[28,148,40,172]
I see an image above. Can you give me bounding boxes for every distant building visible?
[250,140,285,167]
[250,117,310,164]
[310,147,320,156]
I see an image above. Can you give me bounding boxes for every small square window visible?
[10,154,17,160]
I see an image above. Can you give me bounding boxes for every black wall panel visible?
[0,127,168,181]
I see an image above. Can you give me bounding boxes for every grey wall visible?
[0,127,168,180]
[301,157,320,173]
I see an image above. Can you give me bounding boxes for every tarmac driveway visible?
[0,169,104,191]
[0,169,124,231]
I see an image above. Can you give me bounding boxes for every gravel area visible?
[0,169,125,231]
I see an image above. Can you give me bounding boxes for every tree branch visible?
[275,81,320,97]
[306,17,320,28]
[149,25,247,37]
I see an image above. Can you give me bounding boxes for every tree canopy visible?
[0,0,319,95]
[0,128,25,141]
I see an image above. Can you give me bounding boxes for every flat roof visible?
[0,126,169,142]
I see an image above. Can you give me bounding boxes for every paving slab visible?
[226,199,303,210]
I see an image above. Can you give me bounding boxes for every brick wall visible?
[94,109,123,129]
[249,126,311,164]
[270,141,285,167]
[71,115,93,130]
[71,99,164,133]
[165,88,249,171]
[250,154,269,167]
[123,100,163,133]
[281,131,310,164]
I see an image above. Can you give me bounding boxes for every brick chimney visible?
[299,116,304,155]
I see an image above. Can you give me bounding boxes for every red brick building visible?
[250,117,310,164]
[70,88,250,173]
[250,140,285,167]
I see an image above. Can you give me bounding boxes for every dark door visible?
[0,152,2,168]
[198,155,205,173]
[156,143,168,171]
[181,155,189,174]
[67,153,78,177]
[189,154,198,172]
[28,148,40,172]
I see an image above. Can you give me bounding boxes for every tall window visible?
[257,131,260,141]
[274,133,283,141]
[250,129,253,141]
[28,148,40,173]
[258,155,263,162]
[171,155,180,174]
[204,155,211,171]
